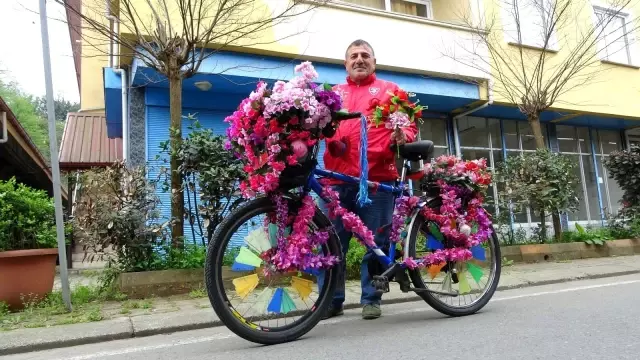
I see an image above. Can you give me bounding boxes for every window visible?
[502,0,558,50]
[341,0,433,19]
[593,6,633,65]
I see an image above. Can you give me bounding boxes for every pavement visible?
[4,255,640,356]
[5,273,640,360]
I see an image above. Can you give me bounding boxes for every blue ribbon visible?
[357,115,372,208]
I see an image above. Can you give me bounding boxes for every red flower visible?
[368,98,381,111]
[465,162,479,171]
[395,89,409,102]
[414,109,423,119]
[381,104,390,117]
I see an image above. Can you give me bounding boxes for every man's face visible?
[344,45,376,83]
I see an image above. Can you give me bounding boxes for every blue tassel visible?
[357,115,372,208]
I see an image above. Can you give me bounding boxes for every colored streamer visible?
[357,115,372,208]
[471,245,486,261]
[442,273,452,292]
[458,271,471,294]
[291,277,314,301]
[236,246,263,267]
[429,223,444,242]
[467,262,484,284]
[281,289,297,314]
[254,288,274,314]
[231,262,255,272]
[427,234,444,250]
[267,288,284,313]
[427,262,446,280]
[245,228,273,254]
[232,274,259,299]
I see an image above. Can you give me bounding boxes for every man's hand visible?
[390,127,407,145]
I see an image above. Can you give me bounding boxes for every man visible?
[318,39,418,320]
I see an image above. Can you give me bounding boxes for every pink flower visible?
[291,140,308,158]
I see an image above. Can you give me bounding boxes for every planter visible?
[117,266,317,298]
[0,248,59,311]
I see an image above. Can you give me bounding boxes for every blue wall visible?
[145,88,329,247]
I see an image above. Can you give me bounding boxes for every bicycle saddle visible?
[390,140,434,162]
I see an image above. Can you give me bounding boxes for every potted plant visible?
[0,177,61,311]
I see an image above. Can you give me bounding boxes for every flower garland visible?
[225,61,344,198]
[320,179,376,248]
[259,193,339,273]
[402,155,493,269]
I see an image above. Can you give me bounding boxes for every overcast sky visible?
[0,0,79,103]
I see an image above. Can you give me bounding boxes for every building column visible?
[589,128,606,226]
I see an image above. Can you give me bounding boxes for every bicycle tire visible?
[205,195,341,345]
[405,211,501,317]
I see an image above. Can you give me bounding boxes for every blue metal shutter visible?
[146,106,248,247]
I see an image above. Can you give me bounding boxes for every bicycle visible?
[205,114,502,345]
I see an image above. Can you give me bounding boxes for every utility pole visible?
[38,0,72,311]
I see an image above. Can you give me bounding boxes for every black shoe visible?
[321,305,344,320]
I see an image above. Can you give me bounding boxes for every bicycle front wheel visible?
[205,195,341,345]
[406,212,501,317]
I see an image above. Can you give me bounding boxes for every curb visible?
[4,268,640,356]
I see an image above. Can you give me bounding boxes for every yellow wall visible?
[77,0,640,120]
[482,0,640,119]
[431,0,472,25]
[78,0,110,110]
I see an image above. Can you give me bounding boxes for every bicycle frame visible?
[302,148,423,271]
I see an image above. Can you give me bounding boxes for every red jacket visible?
[323,74,418,183]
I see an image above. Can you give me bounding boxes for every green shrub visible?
[604,146,640,218]
[0,177,58,251]
[495,149,580,241]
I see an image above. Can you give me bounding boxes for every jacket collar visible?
[346,73,376,86]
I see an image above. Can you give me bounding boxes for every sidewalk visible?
[3,255,640,355]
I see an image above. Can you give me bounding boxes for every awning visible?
[59,112,122,170]
[103,49,483,137]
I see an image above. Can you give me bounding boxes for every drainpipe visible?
[105,1,127,164]
[452,78,494,157]
[0,111,7,143]
[114,68,128,164]
[106,1,116,68]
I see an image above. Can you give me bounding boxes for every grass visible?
[0,284,147,331]
[188,288,207,299]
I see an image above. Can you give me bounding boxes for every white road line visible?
[63,334,235,360]
[56,278,640,360]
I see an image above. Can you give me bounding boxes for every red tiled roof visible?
[59,112,122,170]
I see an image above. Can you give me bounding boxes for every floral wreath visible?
[225,61,493,275]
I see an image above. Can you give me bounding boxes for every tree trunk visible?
[169,74,184,247]
[552,211,563,241]
[527,113,546,149]
[539,209,547,243]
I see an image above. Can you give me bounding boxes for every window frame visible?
[338,0,434,20]
[591,4,637,67]
[501,0,560,52]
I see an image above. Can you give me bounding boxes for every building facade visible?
[67,0,640,243]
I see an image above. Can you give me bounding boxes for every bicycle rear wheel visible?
[406,212,501,317]
[205,195,341,345]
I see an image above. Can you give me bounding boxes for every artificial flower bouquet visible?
[369,89,427,129]
[225,62,359,198]
[401,155,494,269]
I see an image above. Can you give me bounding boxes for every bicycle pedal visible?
[372,276,390,293]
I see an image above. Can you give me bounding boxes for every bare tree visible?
[443,0,639,239]
[58,0,329,245]
[449,0,639,147]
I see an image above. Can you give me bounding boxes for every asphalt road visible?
[7,274,640,360]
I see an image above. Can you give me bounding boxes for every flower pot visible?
[0,248,59,311]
